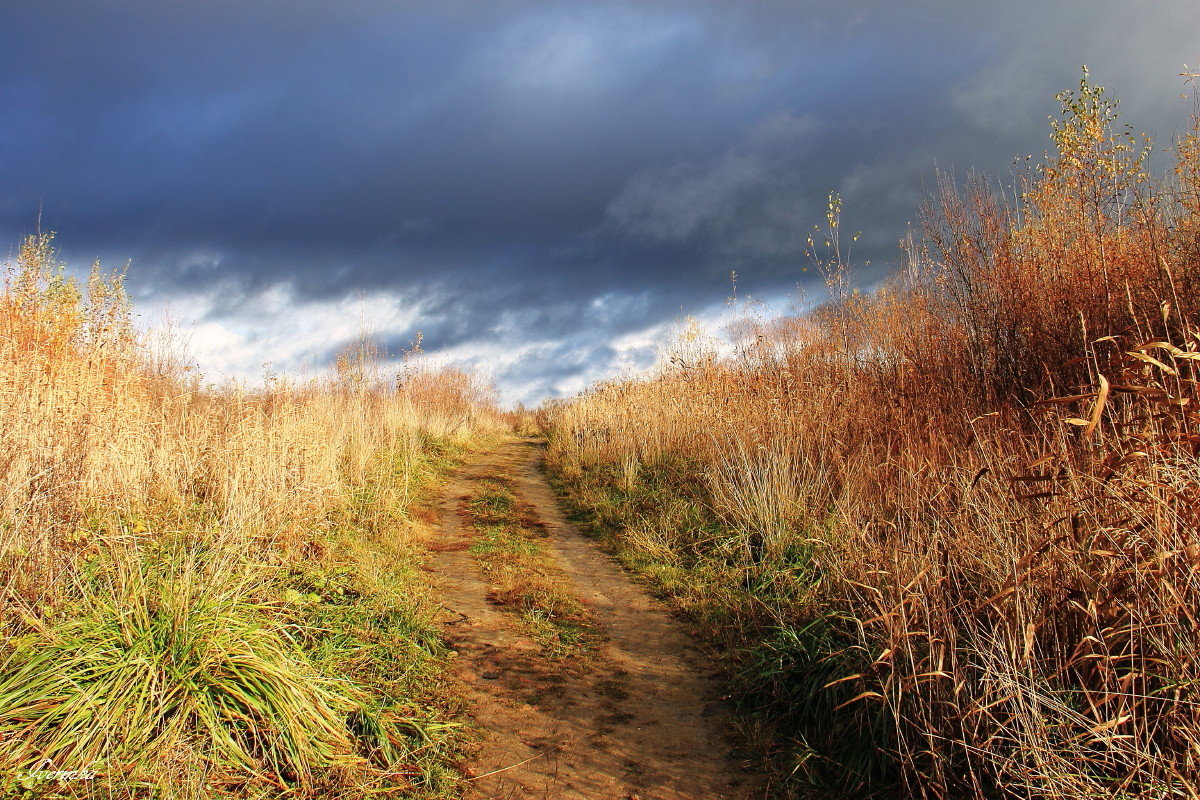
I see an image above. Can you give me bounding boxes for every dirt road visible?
[429,437,754,800]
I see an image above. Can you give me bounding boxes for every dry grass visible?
[0,234,498,605]
[546,71,1200,798]
[0,233,503,796]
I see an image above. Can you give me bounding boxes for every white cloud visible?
[151,286,423,383]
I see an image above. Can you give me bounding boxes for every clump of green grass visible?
[0,544,362,795]
[464,476,596,659]
[0,440,476,799]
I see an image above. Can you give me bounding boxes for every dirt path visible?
[429,437,754,800]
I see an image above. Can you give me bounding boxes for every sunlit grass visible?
[545,71,1200,799]
[0,545,362,791]
[0,234,503,796]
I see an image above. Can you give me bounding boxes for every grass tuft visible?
[0,545,359,793]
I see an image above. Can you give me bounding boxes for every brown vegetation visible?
[546,71,1200,798]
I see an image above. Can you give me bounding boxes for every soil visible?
[429,437,757,800]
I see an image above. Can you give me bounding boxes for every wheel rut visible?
[429,437,754,800]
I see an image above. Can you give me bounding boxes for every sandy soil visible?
[429,437,757,800]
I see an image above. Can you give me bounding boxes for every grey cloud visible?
[951,1,1200,148]
[2,1,1198,405]
[607,112,817,254]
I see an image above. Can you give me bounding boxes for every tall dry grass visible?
[0,233,495,607]
[547,72,1200,798]
[0,233,501,795]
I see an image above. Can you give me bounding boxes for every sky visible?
[1,2,1197,405]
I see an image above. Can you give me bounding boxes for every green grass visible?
[0,544,364,795]
[0,439,472,799]
[278,440,471,797]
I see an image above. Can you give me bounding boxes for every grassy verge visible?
[277,438,471,798]
[0,438,475,799]
[0,233,507,797]
[545,456,876,799]
[541,73,1200,800]
[462,474,596,660]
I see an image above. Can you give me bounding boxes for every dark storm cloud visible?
[1,1,1197,403]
